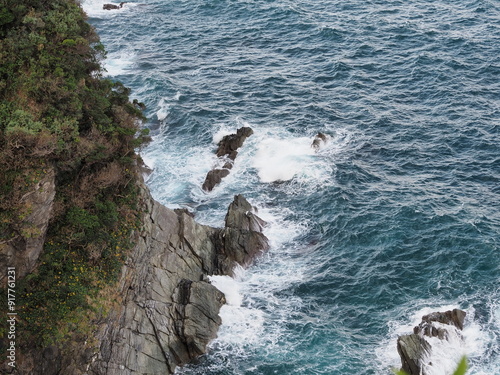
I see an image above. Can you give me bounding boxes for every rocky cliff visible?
[6,176,269,375]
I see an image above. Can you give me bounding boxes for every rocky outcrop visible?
[202,127,253,192]
[212,194,269,275]
[7,176,268,375]
[202,168,230,192]
[103,2,127,10]
[397,309,467,375]
[82,186,268,374]
[215,127,253,160]
[0,168,56,286]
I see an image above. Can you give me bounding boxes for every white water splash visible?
[252,136,319,183]
[156,97,170,123]
[80,0,137,18]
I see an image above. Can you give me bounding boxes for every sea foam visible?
[81,0,138,18]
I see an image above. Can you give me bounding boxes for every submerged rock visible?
[311,132,330,150]
[397,308,467,375]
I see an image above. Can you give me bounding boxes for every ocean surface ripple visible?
[83,0,499,373]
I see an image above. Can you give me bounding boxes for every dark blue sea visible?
[83,0,500,373]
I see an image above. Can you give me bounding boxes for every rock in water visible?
[202,168,230,192]
[103,2,127,10]
[311,132,329,150]
[216,127,254,159]
[397,309,467,375]
[397,333,432,375]
[420,309,466,331]
[202,127,253,191]
[212,195,269,275]
[224,194,266,232]
[103,4,120,10]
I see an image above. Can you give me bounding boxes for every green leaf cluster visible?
[0,0,150,349]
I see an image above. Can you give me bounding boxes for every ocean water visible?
[82,0,500,374]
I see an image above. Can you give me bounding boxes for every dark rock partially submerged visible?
[202,168,230,192]
[103,2,127,10]
[216,127,254,160]
[311,132,329,150]
[212,194,269,275]
[397,308,467,375]
[202,127,254,191]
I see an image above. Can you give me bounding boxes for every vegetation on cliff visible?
[0,0,149,348]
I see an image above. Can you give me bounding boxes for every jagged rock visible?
[202,127,254,192]
[84,186,269,374]
[216,127,254,159]
[9,172,269,375]
[0,168,56,286]
[212,195,269,275]
[225,194,266,232]
[397,334,432,375]
[103,4,120,10]
[421,309,466,331]
[173,280,226,360]
[397,309,467,375]
[202,168,230,192]
[311,132,329,150]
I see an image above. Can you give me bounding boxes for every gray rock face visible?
[397,309,467,375]
[6,174,268,375]
[83,189,268,374]
[0,168,56,286]
[397,333,432,375]
[202,127,253,192]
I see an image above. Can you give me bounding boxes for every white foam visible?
[81,0,137,18]
[210,271,244,307]
[212,127,235,144]
[209,268,266,348]
[103,49,135,76]
[156,97,170,122]
[249,128,349,188]
[252,137,317,183]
